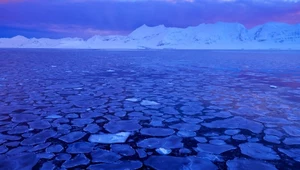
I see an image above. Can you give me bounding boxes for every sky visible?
[0,0,299,39]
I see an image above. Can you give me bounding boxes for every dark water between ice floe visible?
[0,49,300,170]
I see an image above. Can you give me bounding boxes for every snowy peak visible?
[0,22,299,49]
[129,24,167,39]
[250,22,300,43]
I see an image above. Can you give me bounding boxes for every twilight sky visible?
[0,0,299,38]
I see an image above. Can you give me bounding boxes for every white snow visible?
[1,22,300,50]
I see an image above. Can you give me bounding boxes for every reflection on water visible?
[0,49,299,169]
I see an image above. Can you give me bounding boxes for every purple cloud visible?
[0,0,299,38]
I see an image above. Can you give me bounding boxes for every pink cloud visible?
[46,24,129,37]
[0,0,26,3]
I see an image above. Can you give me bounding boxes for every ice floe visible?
[21,130,57,145]
[145,156,217,170]
[88,161,143,170]
[140,100,160,106]
[91,149,121,163]
[137,136,183,149]
[58,131,86,143]
[156,148,172,155]
[202,116,263,133]
[61,154,90,168]
[104,120,141,133]
[88,132,131,144]
[66,142,94,153]
[227,158,277,170]
[111,144,135,156]
[239,143,280,160]
[194,143,236,154]
[140,128,175,136]
[282,126,300,136]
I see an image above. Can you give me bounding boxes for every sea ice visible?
[169,123,201,131]
[232,134,247,141]
[264,129,283,137]
[59,131,86,143]
[239,143,280,160]
[255,117,291,125]
[88,161,142,170]
[282,126,300,136]
[66,142,94,153]
[111,144,135,156]
[137,136,183,149]
[194,143,236,154]
[283,137,300,145]
[0,145,8,154]
[37,153,55,159]
[140,128,175,136]
[224,129,240,135]
[278,148,300,162]
[194,137,207,143]
[140,100,160,106]
[29,142,51,152]
[91,149,121,163]
[156,148,172,155]
[46,144,64,153]
[83,124,100,133]
[180,104,204,115]
[145,156,217,170]
[104,120,142,133]
[88,132,131,144]
[125,98,139,102]
[40,161,55,170]
[264,135,281,144]
[28,120,51,129]
[10,114,39,123]
[21,130,57,145]
[209,139,226,145]
[177,131,196,137]
[0,153,39,170]
[55,153,71,161]
[136,149,147,158]
[61,154,90,168]
[227,158,277,170]
[202,116,263,133]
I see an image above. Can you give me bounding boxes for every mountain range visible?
[0,22,299,50]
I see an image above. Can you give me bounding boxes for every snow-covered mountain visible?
[0,22,299,49]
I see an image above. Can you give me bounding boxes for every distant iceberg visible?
[0,22,300,50]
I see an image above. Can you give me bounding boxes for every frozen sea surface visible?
[0,49,300,169]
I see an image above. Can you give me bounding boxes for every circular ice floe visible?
[224,129,240,136]
[140,128,175,137]
[140,100,160,106]
[88,132,131,144]
[156,148,172,155]
[282,126,300,136]
[66,142,94,153]
[283,137,300,145]
[226,158,277,170]
[137,136,183,149]
[145,156,217,170]
[239,143,280,160]
[263,135,281,144]
[177,131,196,137]
[278,148,300,162]
[111,144,135,156]
[104,120,142,133]
[202,116,263,133]
[194,143,236,154]
[125,98,139,102]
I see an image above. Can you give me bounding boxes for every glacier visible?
[0,22,299,49]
